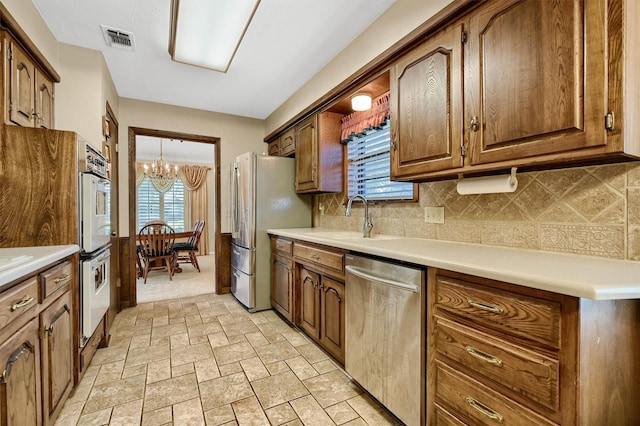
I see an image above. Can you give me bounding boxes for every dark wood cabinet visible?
[429,268,640,425]
[465,0,605,166]
[390,0,640,182]
[0,254,77,426]
[40,290,73,426]
[295,112,343,193]
[298,266,321,339]
[319,277,345,362]
[0,317,41,426]
[391,23,464,179]
[4,32,54,129]
[279,128,295,157]
[270,237,294,322]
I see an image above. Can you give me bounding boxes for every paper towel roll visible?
[456,174,518,195]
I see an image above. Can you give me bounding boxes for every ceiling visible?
[33,0,397,120]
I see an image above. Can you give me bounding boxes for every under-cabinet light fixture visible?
[169,0,261,73]
[351,92,372,111]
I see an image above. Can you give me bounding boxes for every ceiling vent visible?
[101,25,135,51]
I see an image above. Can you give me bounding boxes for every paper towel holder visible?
[456,167,518,195]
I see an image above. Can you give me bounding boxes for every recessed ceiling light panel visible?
[168,0,260,72]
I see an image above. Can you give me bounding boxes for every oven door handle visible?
[345,265,420,292]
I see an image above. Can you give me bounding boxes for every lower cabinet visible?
[0,255,76,426]
[40,290,73,426]
[269,236,346,365]
[0,317,41,426]
[429,268,640,425]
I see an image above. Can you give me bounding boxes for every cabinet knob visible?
[469,116,479,132]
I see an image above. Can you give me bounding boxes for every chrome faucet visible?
[345,195,373,238]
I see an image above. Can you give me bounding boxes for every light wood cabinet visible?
[267,138,280,156]
[267,128,295,157]
[429,269,640,425]
[391,0,640,182]
[0,255,76,426]
[295,112,343,193]
[3,32,54,129]
[298,266,321,339]
[270,237,294,322]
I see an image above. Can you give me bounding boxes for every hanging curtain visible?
[179,165,210,255]
[135,163,146,187]
[341,91,391,144]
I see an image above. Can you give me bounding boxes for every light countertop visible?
[267,228,640,300]
[0,245,79,290]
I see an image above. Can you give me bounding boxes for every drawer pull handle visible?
[467,298,504,314]
[53,274,70,284]
[466,396,503,422]
[310,254,320,260]
[465,345,503,366]
[11,295,34,312]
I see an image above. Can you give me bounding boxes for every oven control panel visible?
[80,142,109,179]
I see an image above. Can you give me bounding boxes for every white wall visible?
[117,98,266,236]
[265,0,454,134]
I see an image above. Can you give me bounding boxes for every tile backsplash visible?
[314,163,640,261]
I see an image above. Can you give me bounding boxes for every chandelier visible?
[144,139,178,186]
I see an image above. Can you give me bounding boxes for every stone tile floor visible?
[55,293,401,425]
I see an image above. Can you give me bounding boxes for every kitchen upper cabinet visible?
[390,0,640,181]
[391,23,464,179]
[466,0,606,166]
[279,128,296,157]
[4,32,55,129]
[295,112,343,193]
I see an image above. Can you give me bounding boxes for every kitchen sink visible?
[306,231,401,241]
[0,255,33,272]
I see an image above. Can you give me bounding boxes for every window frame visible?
[342,120,418,205]
[136,177,186,232]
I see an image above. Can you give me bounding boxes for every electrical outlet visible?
[424,206,444,224]
[318,203,325,216]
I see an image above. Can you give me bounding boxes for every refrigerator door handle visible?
[231,163,240,238]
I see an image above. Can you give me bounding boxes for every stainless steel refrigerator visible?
[230,152,311,311]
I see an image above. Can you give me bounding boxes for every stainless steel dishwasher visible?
[345,254,424,426]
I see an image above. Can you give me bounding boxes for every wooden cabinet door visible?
[320,277,345,364]
[34,69,53,129]
[7,38,35,127]
[391,23,464,179]
[271,254,293,322]
[297,266,320,339]
[40,291,73,426]
[280,128,296,157]
[295,115,318,192]
[466,0,607,166]
[268,139,280,156]
[0,317,41,426]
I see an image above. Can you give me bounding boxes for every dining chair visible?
[173,220,205,272]
[137,222,176,283]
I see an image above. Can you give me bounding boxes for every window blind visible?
[137,178,185,231]
[347,120,413,201]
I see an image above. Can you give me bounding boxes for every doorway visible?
[126,127,221,308]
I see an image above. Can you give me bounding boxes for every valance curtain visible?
[341,91,390,144]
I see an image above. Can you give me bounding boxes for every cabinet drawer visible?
[0,277,38,329]
[436,362,555,426]
[436,317,559,411]
[40,260,73,300]
[273,237,293,255]
[435,275,560,348]
[294,243,344,272]
[435,404,467,426]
